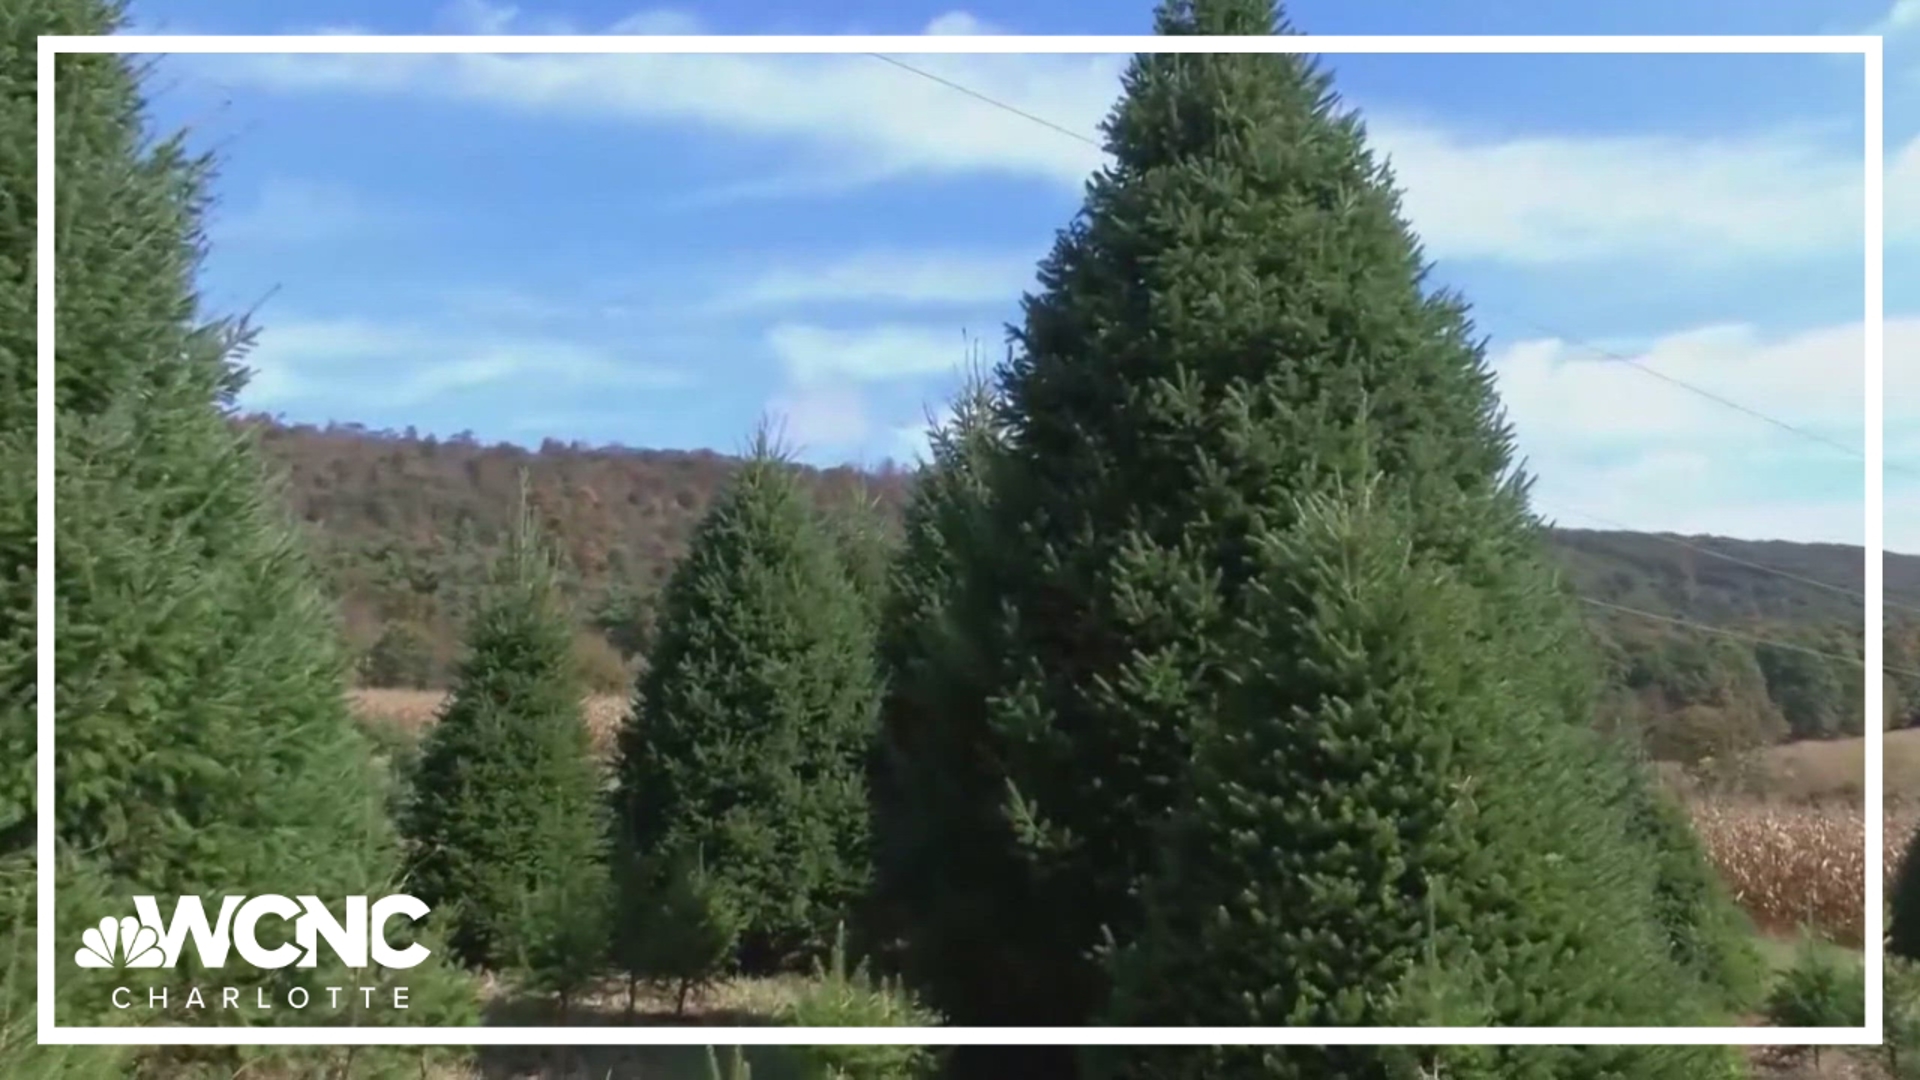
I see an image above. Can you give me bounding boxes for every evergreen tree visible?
[825,481,895,621]
[0,5,42,1067]
[508,841,611,1022]
[1892,823,1920,963]
[878,0,1749,1069]
[611,844,743,1018]
[866,372,1028,1000]
[402,479,609,972]
[613,428,879,972]
[1091,484,1743,1078]
[3,0,474,1052]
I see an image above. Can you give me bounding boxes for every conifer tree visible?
[402,478,610,973]
[612,845,743,1017]
[2,0,474,1050]
[878,0,1751,1068]
[613,428,879,972]
[1892,823,1920,962]
[1091,483,1743,1078]
[0,5,39,1064]
[825,481,895,621]
[866,373,1026,997]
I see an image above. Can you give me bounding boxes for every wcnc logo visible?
[74,895,431,972]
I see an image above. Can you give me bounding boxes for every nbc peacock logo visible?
[75,915,165,969]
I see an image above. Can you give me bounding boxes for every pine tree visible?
[824,480,895,621]
[1893,823,1920,963]
[402,478,610,974]
[611,844,742,1018]
[613,428,879,972]
[1090,484,1744,1079]
[3,0,474,1049]
[0,5,42,1066]
[866,372,1030,1003]
[878,0,1750,1068]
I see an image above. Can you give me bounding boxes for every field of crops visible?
[349,689,1901,948]
[1689,798,1908,948]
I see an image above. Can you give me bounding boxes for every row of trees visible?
[308,434,1905,759]
[391,6,1773,1080]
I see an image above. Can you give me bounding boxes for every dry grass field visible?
[350,690,1912,952]
[350,688,627,756]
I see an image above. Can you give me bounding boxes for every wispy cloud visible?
[766,323,982,384]
[1373,122,1873,265]
[1489,318,1903,453]
[707,250,1042,314]
[1486,317,1898,546]
[1864,0,1920,36]
[767,383,872,453]
[238,317,690,409]
[193,2,1909,265]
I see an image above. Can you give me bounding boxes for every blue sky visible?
[115,0,1918,549]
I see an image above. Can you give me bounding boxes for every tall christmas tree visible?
[1,2,474,1066]
[876,2,1755,1074]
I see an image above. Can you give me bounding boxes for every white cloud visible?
[1489,318,1914,452]
[922,12,1003,34]
[766,323,983,384]
[238,317,689,408]
[708,250,1041,313]
[768,384,872,452]
[199,4,1915,264]
[1865,0,1920,36]
[438,0,521,34]
[1485,317,1914,546]
[1372,122,1874,265]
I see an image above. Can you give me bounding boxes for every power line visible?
[870,52,1910,477]
[1544,502,1920,618]
[1579,596,1920,681]
[867,53,1103,149]
[868,53,1911,609]
[1491,310,1913,479]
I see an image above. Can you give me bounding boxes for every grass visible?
[350,688,627,756]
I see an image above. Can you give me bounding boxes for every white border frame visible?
[36,31,1885,1048]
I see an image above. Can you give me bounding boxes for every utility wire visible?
[1492,309,1913,478]
[869,53,1910,470]
[868,53,1104,149]
[1544,502,1920,618]
[867,52,1914,635]
[1579,597,1920,681]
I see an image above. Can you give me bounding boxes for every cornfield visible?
[1687,798,1912,948]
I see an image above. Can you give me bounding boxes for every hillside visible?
[242,416,1920,762]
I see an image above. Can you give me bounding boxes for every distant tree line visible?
[249,417,1916,763]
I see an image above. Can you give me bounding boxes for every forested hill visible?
[243,416,1920,762]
